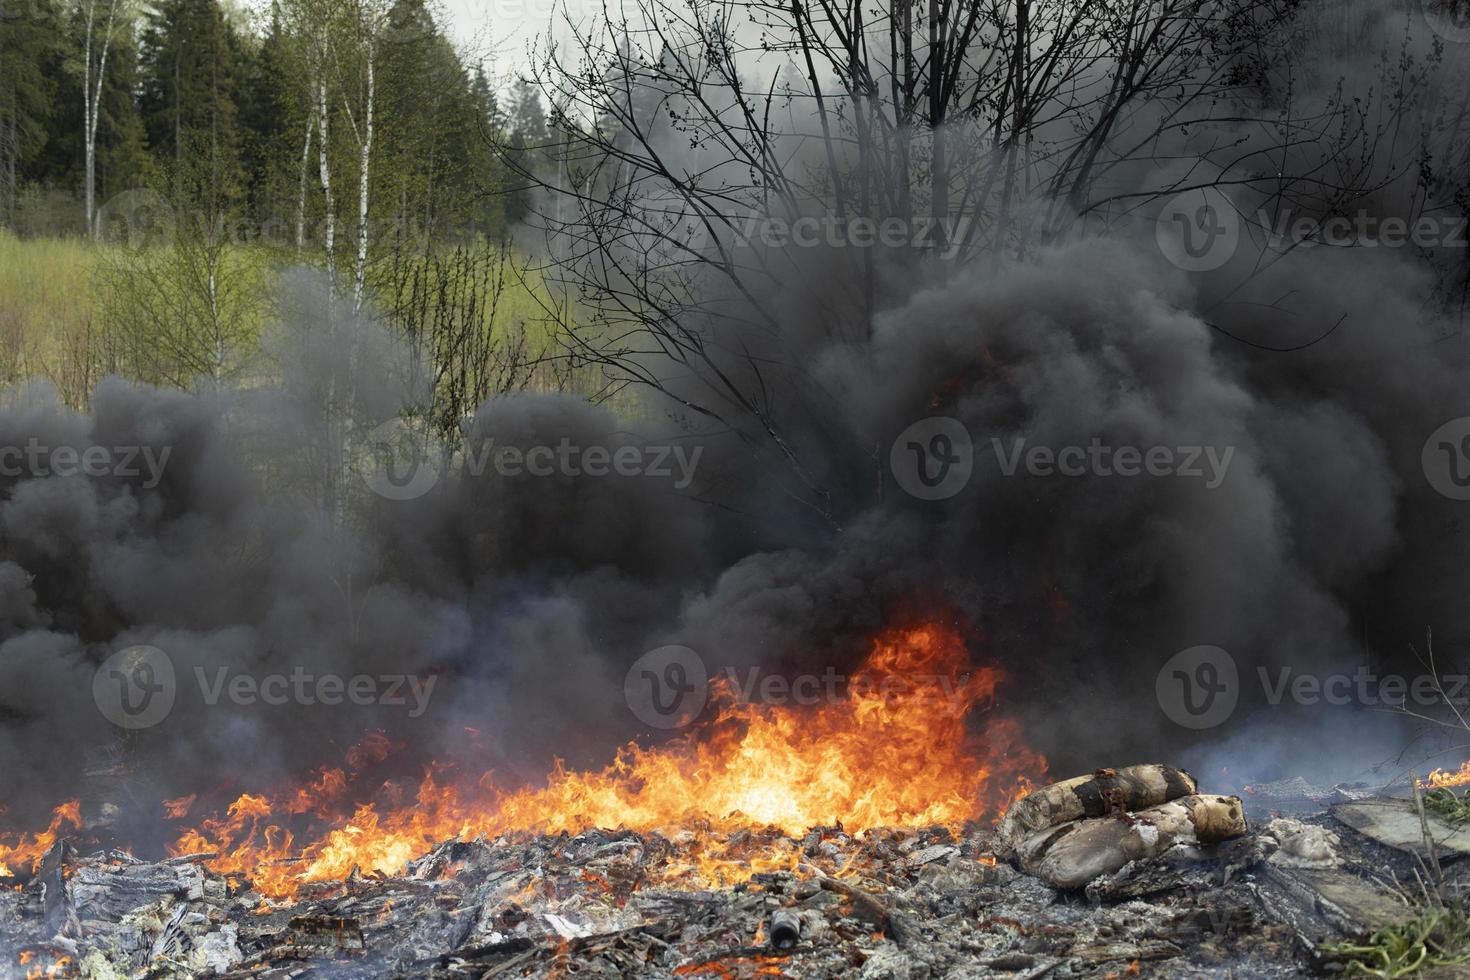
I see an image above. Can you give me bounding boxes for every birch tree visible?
[79,0,125,236]
[337,0,385,313]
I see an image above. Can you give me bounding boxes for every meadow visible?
[0,232,572,415]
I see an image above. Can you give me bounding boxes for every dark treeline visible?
[0,0,553,248]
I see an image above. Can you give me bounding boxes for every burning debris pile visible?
[3,761,1462,979]
[1,625,1463,978]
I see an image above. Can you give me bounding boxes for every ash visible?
[2,797,1452,979]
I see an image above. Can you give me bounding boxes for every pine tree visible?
[138,0,244,208]
[0,0,58,227]
[238,0,304,237]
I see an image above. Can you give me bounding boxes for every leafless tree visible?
[494,0,1421,523]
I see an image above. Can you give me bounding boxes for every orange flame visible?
[156,622,1038,898]
[0,801,80,878]
[1424,762,1470,789]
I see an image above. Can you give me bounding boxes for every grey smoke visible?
[3,1,1470,842]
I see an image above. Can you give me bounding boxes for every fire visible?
[167,622,1042,897]
[673,956,790,977]
[20,952,71,979]
[7,622,1045,900]
[1423,762,1470,789]
[0,801,81,878]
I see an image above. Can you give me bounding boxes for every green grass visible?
[0,232,580,405]
[1325,907,1470,978]
[0,233,100,397]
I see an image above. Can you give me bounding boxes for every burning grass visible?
[0,622,1044,901]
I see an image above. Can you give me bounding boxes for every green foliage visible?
[0,0,569,408]
[1424,788,1470,825]
[138,0,244,198]
[1326,907,1470,979]
[0,0,60,224]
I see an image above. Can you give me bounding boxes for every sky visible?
[441,0,595,80]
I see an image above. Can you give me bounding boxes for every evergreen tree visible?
[0,0,58,226]
[237,1,304,236]
[138,0,244,206]
[32,0,147,233]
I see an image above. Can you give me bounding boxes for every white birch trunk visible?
[295,108,314,255]
[317,60,335,297]
[83,0,120,238]
[352,42,373,314]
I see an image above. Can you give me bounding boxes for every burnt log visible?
[1016,794,1247,889]
[996,764,1198,854]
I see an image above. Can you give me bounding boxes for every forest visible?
[0,0,560,413]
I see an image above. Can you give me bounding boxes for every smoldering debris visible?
[0,766,1451,979]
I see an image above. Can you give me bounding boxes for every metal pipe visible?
[768,909,802,950]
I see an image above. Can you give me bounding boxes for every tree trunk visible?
[296,108,314,255]
[317,56,335,298]
[927,0,945,246]
[83,0,120,238]
[352,43,374,314]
